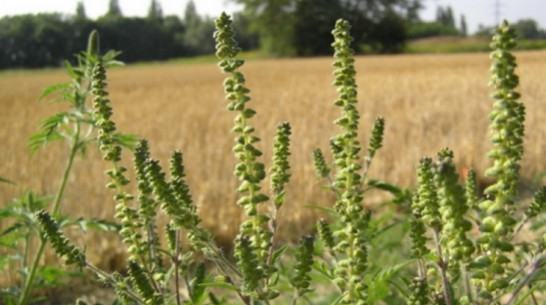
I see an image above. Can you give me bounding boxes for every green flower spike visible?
[408,276,430,305]
[92,63,121,163]
[435,149,475,276]
[313,148,331,179]
[463,168,480,211]
[215,13,273,278]
[331,18,362,198]
[36,210,86,268]
[168,151,200,228]
[234,234,265,295]
[215,12,268,217]
[409,208,429,260]
[317,218,336,253]
[525,186,546,219]
[416,158,441,231]
[329,19,369,305]
[128,260,162,305]
[292,235,315,296]
[270,121,292,208]
[484,20,524,205]
[367,117,385,160]
[168,151,210,248]
[134,140,156,221]
[472,20,523,299]
[92,61,135,255]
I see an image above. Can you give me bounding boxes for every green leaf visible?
[274,192,285,207]
[39,82,70,100]
[367,260,414,303]
[303,204,335,214]
[0,222,28,240]
[199,282,240,292]
[371,220,403,240]
[28,112,70,153]
[112,132,139,150]
[0,177,15,185]
[103,50,123,65]
[270,244,288,265]
[0,254,18,272]
[312,262,334,280]
[70,218,122,233]
[367,179,403,196]
[35,265,77,286]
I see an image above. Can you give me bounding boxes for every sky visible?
[1,0,545,35]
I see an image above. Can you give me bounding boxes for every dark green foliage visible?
[407,22,460,39]
[292,0,344,56]
[232,0,421,56]
[512,19,546,39]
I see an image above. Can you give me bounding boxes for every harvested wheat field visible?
[1,51,545,285]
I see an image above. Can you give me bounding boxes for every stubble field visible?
[1,51,545,284]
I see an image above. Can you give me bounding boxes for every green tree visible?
[370,9,407,53]
[445,6,455,28]
[183,0,215,55]
[401,0,423,22]
[231,0,421,56]
[147,0,163,21]
[106,0,123,18]
[513,18,546,39]
[293,0,343,56]
[232,12,259,51]
[230,0,295,56]
[460,14,467,36]
[75,1,86,20]
[436,5,455,28]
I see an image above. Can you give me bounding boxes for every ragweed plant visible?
[36,31,220,305]
[214,13,307,304]
[311,19,394,305]
[26,15,546,305]
[6,30,132,305]
[407,21,546,305]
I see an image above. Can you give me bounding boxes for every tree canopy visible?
[231,0,425,55]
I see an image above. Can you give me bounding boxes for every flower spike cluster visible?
[214,12,279,301]
[292,235,315,297]
[36,210,86,268]
[270,121,292,208]
[435,149,475,277]
[328,19,369,305]
[473,21,524,300]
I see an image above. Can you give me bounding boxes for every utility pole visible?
[494,0,502,27]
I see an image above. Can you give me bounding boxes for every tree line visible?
[0,0,258,69]
[1,0,544,69]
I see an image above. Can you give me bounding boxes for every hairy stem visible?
[18,123,81,305]
[503,252,546,305]
[433,230,453,305]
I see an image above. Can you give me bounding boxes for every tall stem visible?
[18,124,81,305]
[433,230,453,305]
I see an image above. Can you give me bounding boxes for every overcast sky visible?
[1,0,545,35]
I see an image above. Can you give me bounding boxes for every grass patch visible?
[406,35,546,53]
